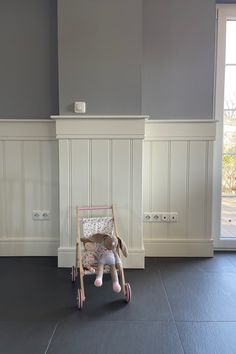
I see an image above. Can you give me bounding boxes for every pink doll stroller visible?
[71,205,131,309]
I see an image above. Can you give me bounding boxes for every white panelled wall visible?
[0,120,59,256]
[144,120,216,257]
[0,119,217,265]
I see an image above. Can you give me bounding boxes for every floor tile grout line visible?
[158,269,186,354]
[44,322,59,354]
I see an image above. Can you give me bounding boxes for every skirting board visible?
[144,239,214,257]
[58,247,145,268]
[0,239,59,256]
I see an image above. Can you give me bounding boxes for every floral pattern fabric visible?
[80,217,115,271]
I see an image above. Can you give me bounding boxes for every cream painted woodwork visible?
[0,118,217,261]
[143,120,217,257]
[0,120,59,256]
[52,116,147,268]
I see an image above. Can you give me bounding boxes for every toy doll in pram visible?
[71,205,132,309]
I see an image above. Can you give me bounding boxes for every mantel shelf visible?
[52,114,147,139]
[51,115,149,120]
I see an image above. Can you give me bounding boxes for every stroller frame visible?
[71,204,131,309]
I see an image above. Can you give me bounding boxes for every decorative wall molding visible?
[145,119,217,141]
[0,240,59,256]
[0,119,56,140]
[144,239,213,257]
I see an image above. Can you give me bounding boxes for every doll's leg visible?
[94,263,104,287]
[110,264,121,293]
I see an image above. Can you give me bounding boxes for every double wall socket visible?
[32,210,50,221]
[144,212,178,223]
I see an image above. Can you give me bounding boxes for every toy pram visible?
[71,205,131,309]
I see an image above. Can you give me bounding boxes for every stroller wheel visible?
[71,266,77,283]
[125,283,131,303]
[77,288,83,309]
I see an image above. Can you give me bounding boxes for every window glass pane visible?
[222,154,236,194]
[223,110,236,153]
[225,20,236,64]
[224,66,236,109]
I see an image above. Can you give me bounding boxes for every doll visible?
[82,233,128,293]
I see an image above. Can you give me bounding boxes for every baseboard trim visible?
[0,239,59,256]
[144,239,214,257]
[58,247,145,268]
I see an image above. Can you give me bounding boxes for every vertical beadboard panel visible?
[0,142,6,237]
[59,139,71,247]
[169,141,188,238]
[112,140,130,247]
[91,140,110,216]
[0,121,59,255]
[188,141,206,238]
[5,141,24,237]
[144,120,216,257]
[143,141,152,240]
[71,139,90,244]
[131,140,143,248]
[41,141,59,239]
[150,141,169,239]
[24,141,42,238]
[206,141,213,238]
[144,139,211,241]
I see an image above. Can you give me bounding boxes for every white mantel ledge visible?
[51,115,149,119]
[51,115,149,139]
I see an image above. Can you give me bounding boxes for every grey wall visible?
[0,0,220,119]
[58,0,216,119]
[0,0,58,118]
[58,0,142,115]
[142,0,216,119]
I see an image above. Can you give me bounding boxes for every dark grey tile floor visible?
[1,253,236,353]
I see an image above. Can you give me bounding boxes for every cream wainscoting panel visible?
[52,116,148,268]
[143,120,217,257]
[0,120,59,256]
[0,118,217,260]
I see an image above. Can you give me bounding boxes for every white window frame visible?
[213,5,236,249]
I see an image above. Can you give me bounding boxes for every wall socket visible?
[144,212,178,223]
[32,210,50,221]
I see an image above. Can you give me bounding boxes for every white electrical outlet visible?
[143,212,152,222]
[161,212,178,223]
[144,211,178,223]
[41,210,50,220]
[32,210,41,220]
[161,213,170,222]
[151,213,162,222]
[32,210,50,221]
[169,212,178,222]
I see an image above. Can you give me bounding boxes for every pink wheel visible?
[125,283,131,303]
[77,288,84,309]
[71,266,77,283]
